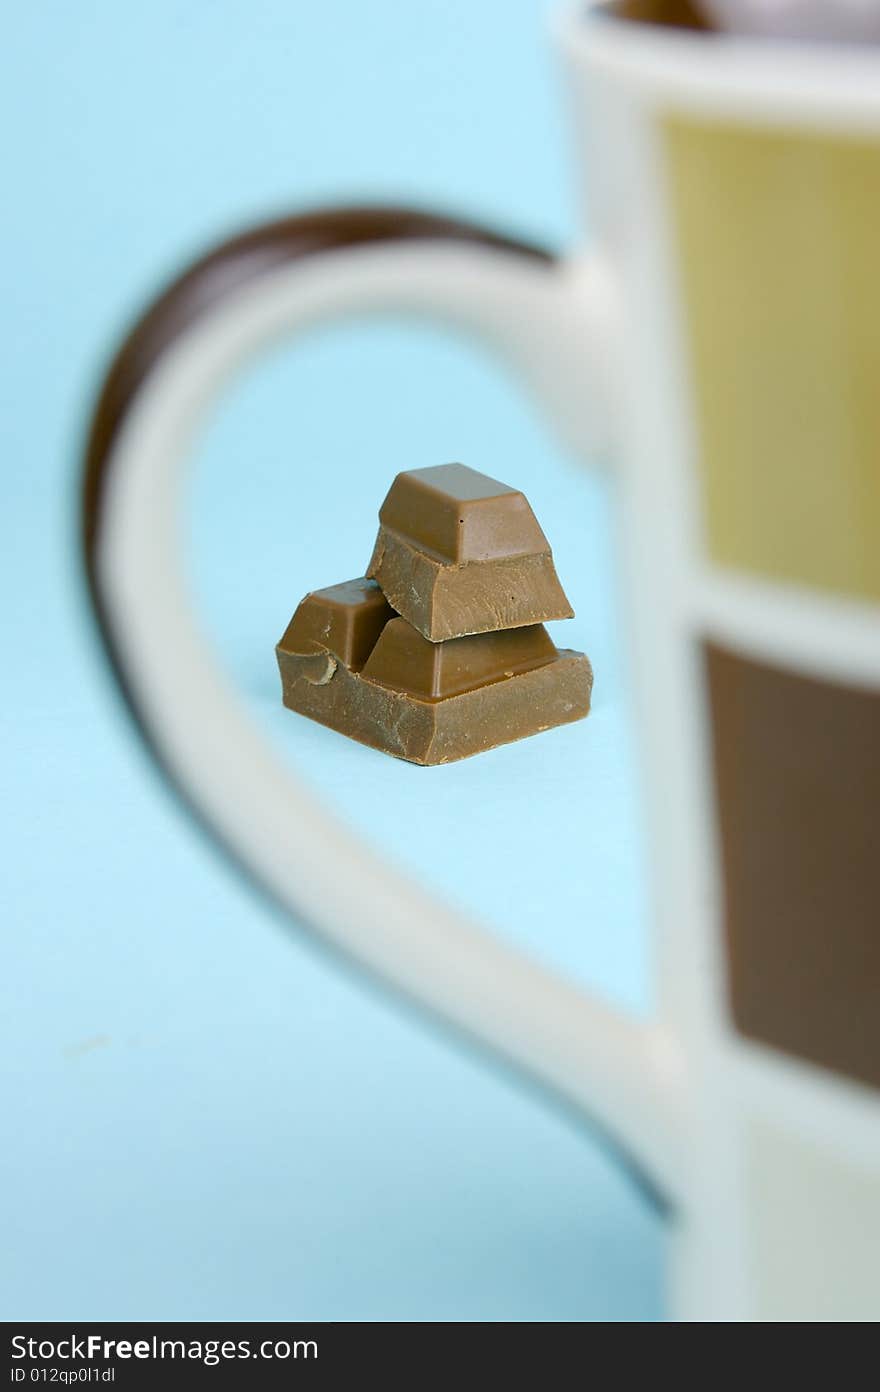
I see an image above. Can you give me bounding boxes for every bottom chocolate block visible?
[276,578,592,765]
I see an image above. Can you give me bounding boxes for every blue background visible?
[1,1,665,1319]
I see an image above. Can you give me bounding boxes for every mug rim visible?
[556,0,880,126]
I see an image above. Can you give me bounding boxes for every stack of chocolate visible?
[276,464,592,764]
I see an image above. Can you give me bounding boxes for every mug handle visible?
[82,206,686,1209]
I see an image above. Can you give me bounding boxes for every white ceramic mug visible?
[82,2,880,1320]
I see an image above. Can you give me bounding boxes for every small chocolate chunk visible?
[366,464,573,642]
[361,618,558,700]
[278,577,394,671]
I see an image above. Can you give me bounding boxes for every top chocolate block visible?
[366,464,574,641]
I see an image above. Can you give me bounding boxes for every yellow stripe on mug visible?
[664,117,880,603]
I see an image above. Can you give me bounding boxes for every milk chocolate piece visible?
[279,577,394,670]
[361,618,558,699]
[276,580,592,765]
[366,464,574,642]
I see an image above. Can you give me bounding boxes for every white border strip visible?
[693,570,880,688]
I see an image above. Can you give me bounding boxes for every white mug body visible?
[561,4,880,1319]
